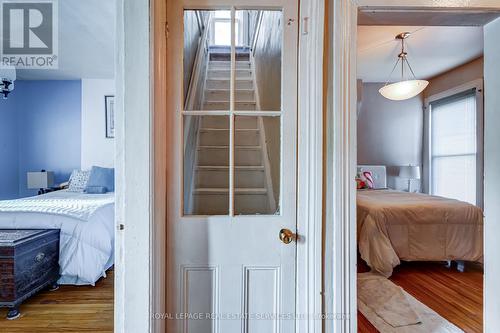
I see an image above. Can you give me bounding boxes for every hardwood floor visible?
[0,270,113,333]
[358,261,483,333]
[0,261,481,332]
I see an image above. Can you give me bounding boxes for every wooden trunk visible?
[0,230,60,311]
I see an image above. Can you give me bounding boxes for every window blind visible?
[430,91,477,205]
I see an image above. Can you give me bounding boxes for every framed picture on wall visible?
[105,95,115,138]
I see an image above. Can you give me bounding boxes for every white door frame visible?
[296,0,325,332]
[327,1,500,333]
[114,0,325,331]
[114,0,155,332]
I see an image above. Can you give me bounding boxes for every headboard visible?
[357,165,387,189]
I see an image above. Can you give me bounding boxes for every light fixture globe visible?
[379,79,429,101]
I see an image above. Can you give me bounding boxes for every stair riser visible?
[210,53,250,61]
[201,116,257,129]
[207,69,252,80]
[192,194,228,215]
[209,61,251,69]
[197,149,262,166]
[199,131,260,146]
[235,194,270,214]
[203,102,256,111]
[206,80,253,90]
[191,193,270,215]
[204,90,255,102]
[196,169,265,188]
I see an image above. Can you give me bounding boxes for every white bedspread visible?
[0,190,115,286]
[0,193,114,220]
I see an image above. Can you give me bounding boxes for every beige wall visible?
[424,57,483,98]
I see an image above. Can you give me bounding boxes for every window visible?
[430,90,479,205]
[210,10,240,46]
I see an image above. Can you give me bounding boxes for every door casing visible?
[113,0,326,332]
[328,1,500,333]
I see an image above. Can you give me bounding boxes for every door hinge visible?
[165,22,169,39]
[118,224,125,231]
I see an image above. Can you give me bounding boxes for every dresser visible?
[0,229,60,319]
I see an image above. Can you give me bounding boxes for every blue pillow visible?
[85,186,107,194]
[85,166,115,193]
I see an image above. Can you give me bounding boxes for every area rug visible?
[358,273,464,332]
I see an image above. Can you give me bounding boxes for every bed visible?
[357,165,483,277]
[0,190,115,285]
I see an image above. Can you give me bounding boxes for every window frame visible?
[423,79,484,208]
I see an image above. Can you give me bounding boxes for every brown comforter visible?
[357,190,483,277]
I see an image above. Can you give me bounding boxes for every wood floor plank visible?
[0,270,113,333]
[358,262,483,333]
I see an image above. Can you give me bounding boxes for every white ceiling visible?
[13,0,115,80]
[357,26,484,83]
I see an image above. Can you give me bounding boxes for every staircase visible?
[188,47,276,215]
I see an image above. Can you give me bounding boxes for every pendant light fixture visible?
[0,61,16,100]
[379,32,429,101]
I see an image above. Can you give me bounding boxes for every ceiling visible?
[13,0,115,80]
[358,9,500,26]
[357,26,484,83]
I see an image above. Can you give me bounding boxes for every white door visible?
[166,0,298,331]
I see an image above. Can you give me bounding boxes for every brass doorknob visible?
[279,228,296,244]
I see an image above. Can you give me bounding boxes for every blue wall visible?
[0,80,81,198]
[0,97,19,200]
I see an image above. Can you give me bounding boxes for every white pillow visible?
[67,170,90,192]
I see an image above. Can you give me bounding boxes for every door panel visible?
[167,1,298,331]
[243,266,280,333]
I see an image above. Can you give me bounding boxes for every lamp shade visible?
[399,165,421,180]
[379,80,429,101]
[27,171,54,189]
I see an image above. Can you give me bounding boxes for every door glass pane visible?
[235,10,283,111]
[234,116,281,215]
[183,9,285,217]
[184,10,232,111]
[184,115,229,215]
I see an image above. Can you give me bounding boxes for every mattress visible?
[0,190,115,285]
[357,189,483,277]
